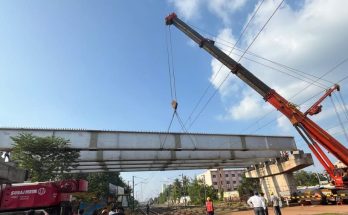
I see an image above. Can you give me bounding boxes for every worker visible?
[205,197,214,215]
[260,193,268,215]
[247,191,266,215]
[146,204,150,215]
[270,192,282,215]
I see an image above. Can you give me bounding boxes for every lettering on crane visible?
[10,188,46,196]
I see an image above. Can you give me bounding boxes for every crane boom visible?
[165,13,348,187]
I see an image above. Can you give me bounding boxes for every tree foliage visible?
[156,177,218,206]
[11,133,80,181]
[237,175,261,199]
[294,170,327,186]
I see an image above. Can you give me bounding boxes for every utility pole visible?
[181,173,185,207]
[203,175,207,202]
[132,176,135,212]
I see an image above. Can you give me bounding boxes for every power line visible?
[187,0,285,130]
[330,95,348,142]
[184,0,265,126]
[242,58,348,133]
[238,0,285,62]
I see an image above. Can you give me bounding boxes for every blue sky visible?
[1,0,348,201]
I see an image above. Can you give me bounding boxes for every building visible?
[197,169,244,192]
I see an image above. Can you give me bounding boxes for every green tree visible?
[157,177,218,206]
[187,178,217,205]
[237,175,261,200]
[172,179,182,202]
[11,133,79,181]
[294,170,326,186]
[87,172,127,198]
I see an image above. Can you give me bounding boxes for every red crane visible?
[165,13,348,188]
[0,179,88,213]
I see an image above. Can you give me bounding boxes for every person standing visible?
[146,204,150,215]
[270,192,282,215]
[260,193,268,215]
[247,191,266,215]
[205,197,214,215]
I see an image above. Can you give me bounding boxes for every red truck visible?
[0,179,88,214]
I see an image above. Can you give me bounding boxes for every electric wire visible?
[330,95,348,142]
[184,0,265,126]
[243,59,348,133]
[187,0,284,130]
[338,91,348,121]
[189,23,333,87]
[214,41,333,87]
[238,0,285,62]
[216,46,329,88]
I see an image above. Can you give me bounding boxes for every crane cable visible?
[187,0,285,130]
[163,26,197,149]
[161,26,178,149]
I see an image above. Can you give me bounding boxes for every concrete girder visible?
[73,163,252,170]
[77,150,281,162]
[67,166,246,173]
[76,158,270,166]
[0,128,296,151]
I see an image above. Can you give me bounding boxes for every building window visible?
[225,174,229,177]
[232,174,235,177]
[226,181,230,184]
[233,181,237,184]
[227,188,231,191]
[213,182,217,185]
[212,175,216,178]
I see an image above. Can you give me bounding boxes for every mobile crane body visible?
[0,179,88,213]
[165,13,348,188]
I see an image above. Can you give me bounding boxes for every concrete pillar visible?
[245,150,313,200]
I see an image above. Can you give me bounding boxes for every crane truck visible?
[165,13,348,202]
[0,179,88,214]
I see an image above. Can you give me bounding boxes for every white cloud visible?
[216,0,348,124]
[169,0,201,20]
[210,28,240,96]
[226,90,271,120]
[277,115,292,132]
[169,0,247,23]
[207,0,248,24]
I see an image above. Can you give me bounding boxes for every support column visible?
[245,150,313,200]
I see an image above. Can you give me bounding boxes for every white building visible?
[197,169,244,192]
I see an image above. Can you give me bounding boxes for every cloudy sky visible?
[1,0,347,201]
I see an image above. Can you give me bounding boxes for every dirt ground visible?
[226,205,348,215]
